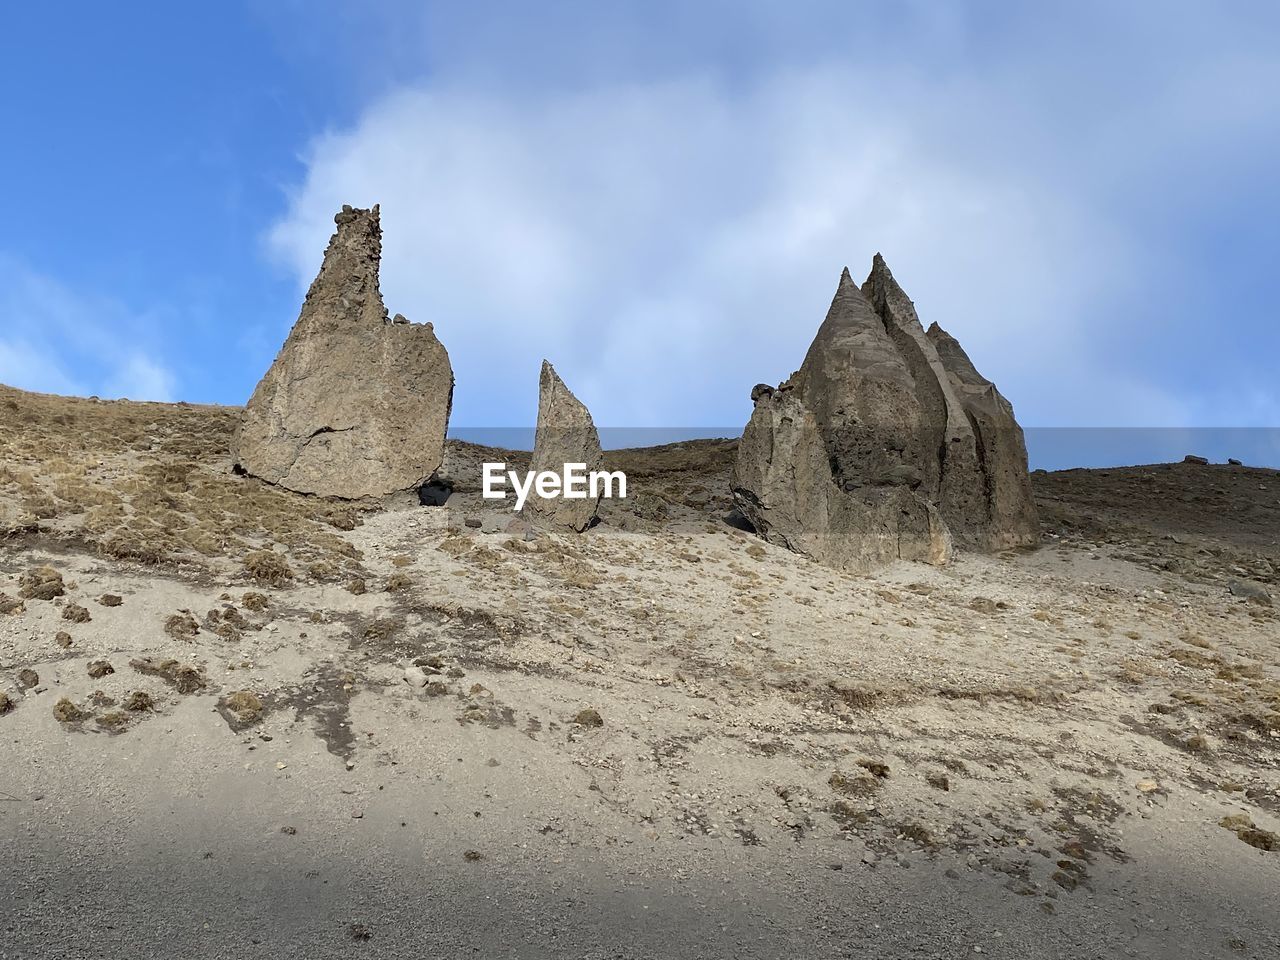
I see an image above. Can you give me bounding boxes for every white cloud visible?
[0,256,177,402]
[266,13,1279,430]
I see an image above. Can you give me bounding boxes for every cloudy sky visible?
[2,1,1278,440]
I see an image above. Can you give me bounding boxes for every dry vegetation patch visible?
[0,385,370,580]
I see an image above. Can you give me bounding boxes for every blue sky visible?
[2,1,1278,440]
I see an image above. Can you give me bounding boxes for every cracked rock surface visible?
[232,204,453,499]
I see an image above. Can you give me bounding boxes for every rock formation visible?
[733,387,953,570]
[524,361,603,532]
[925,320,1039,549]
[732,256,1036,571]
[232,205,453,499]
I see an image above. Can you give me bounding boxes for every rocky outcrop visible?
[732,256,1037,571]
[733,388,952,570]
[232,205,453,499]
[523,361,604,532]
[926,320,1038,549]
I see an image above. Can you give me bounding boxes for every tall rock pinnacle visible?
[231,204,454,499]
[732,256,1037,572]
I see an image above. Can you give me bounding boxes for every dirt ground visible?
[1,384,1278,959]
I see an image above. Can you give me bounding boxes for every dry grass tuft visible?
[1220,814,1279,851]
[219,690,264,729]
[129,657,207,694]
[244,550,293,587]
[19,565,64,600]
[164,611,201,641]
[53,697,89,724]
[62,602,91,623]
[123,691,155,712]
[241,591,269,612]
[95,710,131,731]
[829,771,879,797]
[86,660,115,679]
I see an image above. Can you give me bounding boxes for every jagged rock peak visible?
[231,203,454,499]
[732,254,1039,570]
[297,204,394,328]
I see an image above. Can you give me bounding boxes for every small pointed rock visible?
[523,362,604,532]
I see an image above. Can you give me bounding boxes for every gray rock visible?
[403,666,429,688]
[505,515,538,541]
[862,254,984,536]
[1183,455,1209,465]
[1228,458,1243,466]
[788,268,926,501]
[232,205,454,499]
[1228,580,1273,606]
[732,387,952,571]
[732,257,1036,572]
[523,361,604,532]
[925,319,1039,550]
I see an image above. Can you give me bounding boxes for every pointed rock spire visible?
[524,361,604,532]
[232,204,454,498]
[791,267,926,496]
[861,254,990,543]
[927,322,1038,548]
[732,254,1038,571]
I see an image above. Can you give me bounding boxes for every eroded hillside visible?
[2,385,1279,957]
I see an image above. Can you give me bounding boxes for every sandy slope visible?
[1,387,1278,958]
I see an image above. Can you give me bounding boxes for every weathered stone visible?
[732,387,952,571]
[1228,579,1272,606]
[523,362,604,532]
[788,268,928,499]
[925,321,1038,549]
[232,205,453,499]
[861,255,990,545]
[732,256,1036,571]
